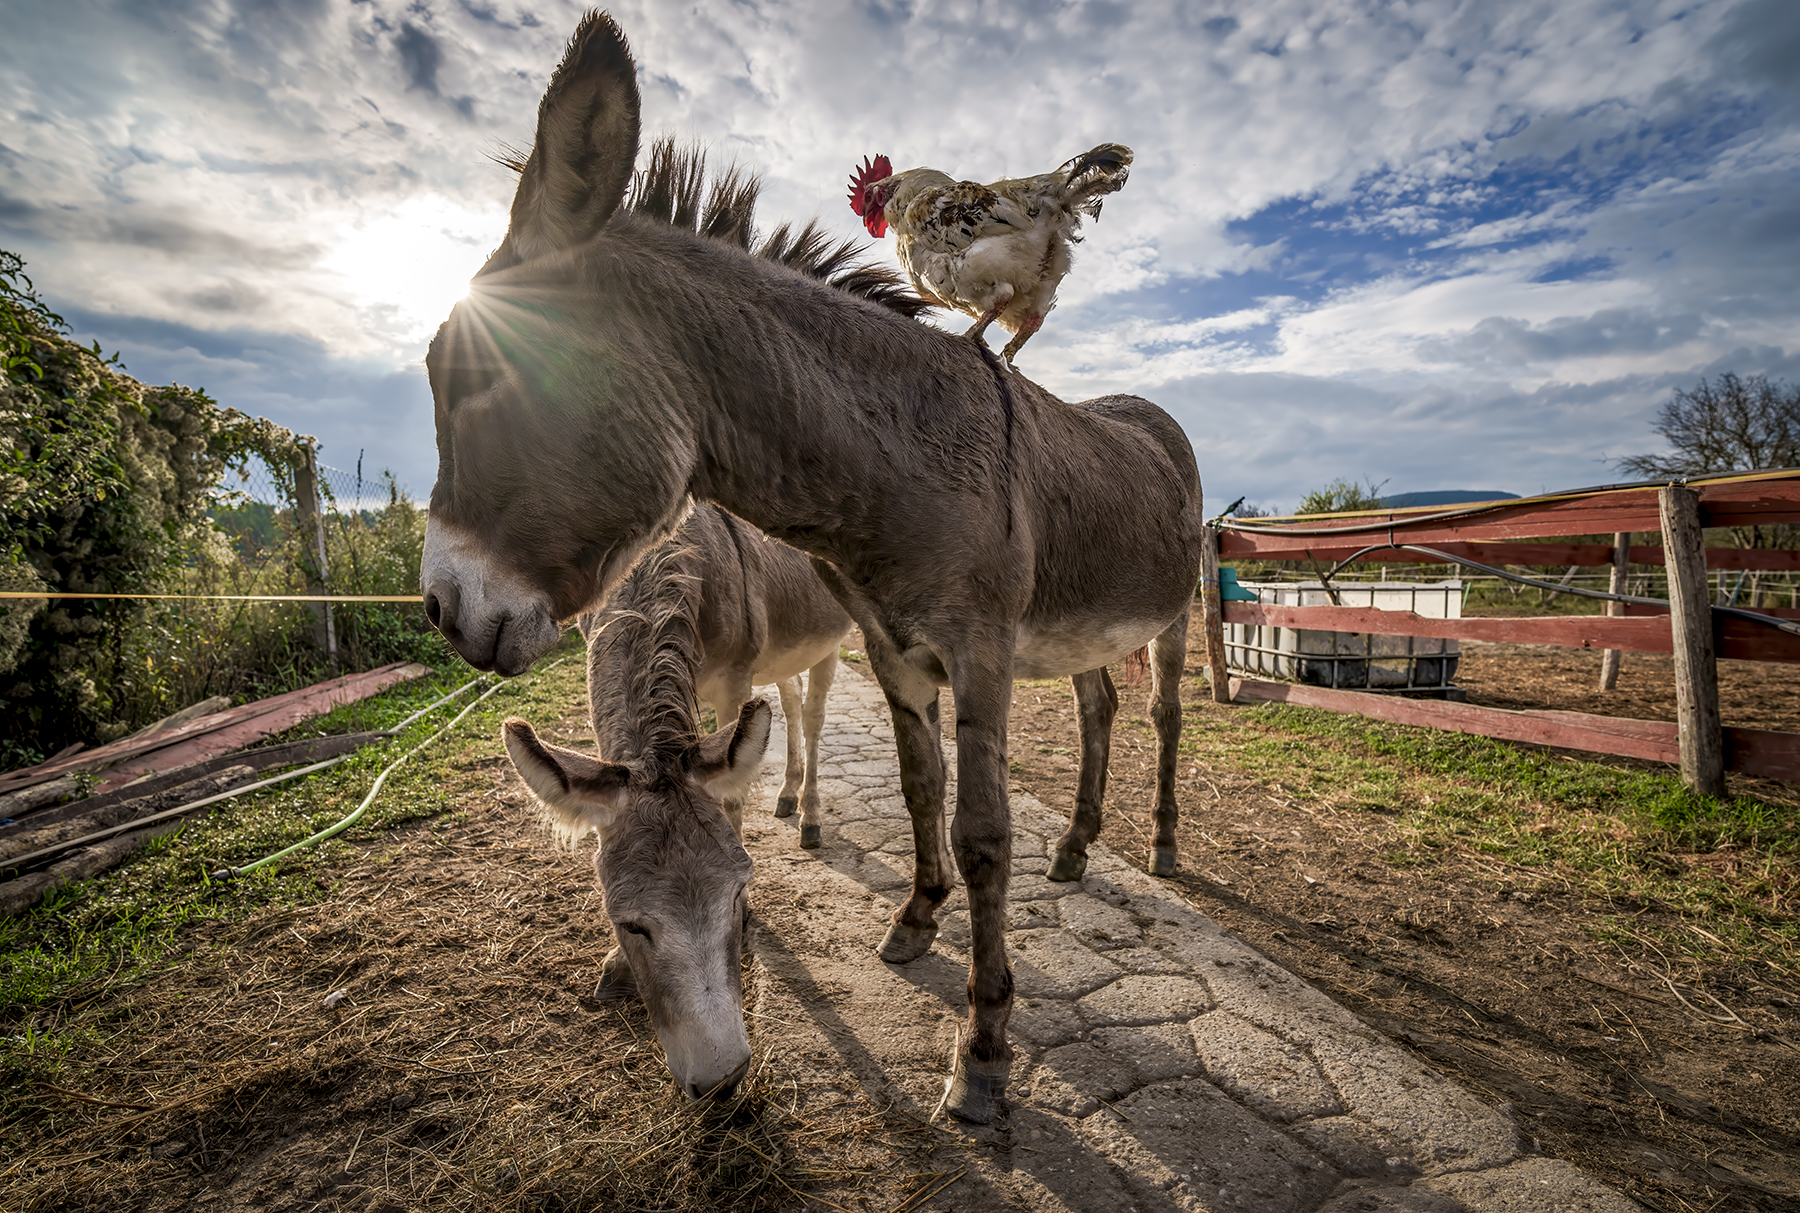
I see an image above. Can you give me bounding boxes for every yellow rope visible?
[0,592,422,602]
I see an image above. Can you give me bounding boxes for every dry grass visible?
[1,719,927,1212]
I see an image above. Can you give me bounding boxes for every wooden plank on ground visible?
[1220,603,1800,664]
[1227,678,1800,783]
[0,663,430,795]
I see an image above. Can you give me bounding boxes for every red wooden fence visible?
[1201,469,1800,790]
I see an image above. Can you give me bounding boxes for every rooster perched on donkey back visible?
[848,143,1133,366]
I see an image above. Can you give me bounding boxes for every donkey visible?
[420,13,1204,1123]
[495,142,924,1098]
[502,538,772,1100]
[577,502,850,848]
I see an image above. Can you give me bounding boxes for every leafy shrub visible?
[0,250,444,764]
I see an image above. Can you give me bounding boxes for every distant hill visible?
[1378,490,1520,509]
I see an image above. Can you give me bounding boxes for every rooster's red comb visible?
[847,154,893,217]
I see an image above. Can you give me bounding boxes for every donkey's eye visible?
[620,922,653,944]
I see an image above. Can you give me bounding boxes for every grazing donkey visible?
[422,13,1204,1122]
[577,502,851,848]
[502,538,772,1100]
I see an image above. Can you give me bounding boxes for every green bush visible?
[0,250,440,765]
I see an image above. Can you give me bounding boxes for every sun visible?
[321,195,506,341]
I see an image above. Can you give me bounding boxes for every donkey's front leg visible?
[1146,610,1189,876]
[1048,667,1118,882]
[795,654,837,849]
[944,640,1017,1124]
[864,635,952,964]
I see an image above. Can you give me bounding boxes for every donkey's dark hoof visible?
[1046,849,1088,882]
[1149,846,1178,877]
[595,947,638,1002]
[943,1054,1009,1124]
[877,922,938,964]
[774,796,798,819]
[799,824,822,849]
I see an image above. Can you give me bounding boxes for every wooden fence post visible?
[1598,531,1629,691]
[293,443,338,666]
[1198,526,1232,703]
[1659,487,1723,797]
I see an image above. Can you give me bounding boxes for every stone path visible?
[738,662,1641,1213]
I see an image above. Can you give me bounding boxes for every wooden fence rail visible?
[1207,469,1800,792]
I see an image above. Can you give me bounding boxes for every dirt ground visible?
[1003,636,1800,1213]
[8,639,1797,1212]
[4,709,946,1213]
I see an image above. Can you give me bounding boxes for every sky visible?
[3,0,1798,513]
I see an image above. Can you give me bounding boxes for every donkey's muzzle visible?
[686,1054,751,1102]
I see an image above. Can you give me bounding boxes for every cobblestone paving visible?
[741,664,1641,1213]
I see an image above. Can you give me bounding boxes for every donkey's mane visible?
[589,536,706,781]
[499,136,933,319]
[632,138,935,319]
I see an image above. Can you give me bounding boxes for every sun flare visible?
[321,195,506,340]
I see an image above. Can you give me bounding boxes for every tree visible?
[1296,476,1388,515]
[1619,373,1800,479]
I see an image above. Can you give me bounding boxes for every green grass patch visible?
[1177,694,1799,972]
[0,632,590,1083]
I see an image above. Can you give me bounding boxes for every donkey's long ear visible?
[497,11,641,267]
[690,699,773,803]
[503,717,632,843]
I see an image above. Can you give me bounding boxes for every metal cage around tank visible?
[1222,580,1465,696]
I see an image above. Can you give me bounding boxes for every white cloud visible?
[0,0,1795,502]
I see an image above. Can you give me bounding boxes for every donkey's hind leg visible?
[864,633,952,964]
[1048,667,1118,882]
[774,677,804,820]
[1146,609,1189,876]
[795,654,837,849]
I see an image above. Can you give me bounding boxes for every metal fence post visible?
[293,443,338,666]
[1598,532,1629,691]
[1658,487,1723,797]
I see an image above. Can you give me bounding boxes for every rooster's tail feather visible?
[1060,143,1132,216]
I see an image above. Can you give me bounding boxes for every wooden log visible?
[1198,528,1231,704]
[1217,474,1800,554]
[2,731,387,833]
[1227,677,1800,783]
[1216,601,1792,662]
[1218,535,1800,570]
[0,661,428,796]
[1661,486,1725,797]
[0,765,256,869]
[1599,532,1628,691]
[1219,602,1800,664]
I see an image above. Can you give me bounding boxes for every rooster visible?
[847,144,1132,365]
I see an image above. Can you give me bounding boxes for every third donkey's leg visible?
[714,669,756,841]
[943,635,1019,1124]
[1048,667,1117,882]
[1147,610,1189,876]
[865,637,952,964]
[774,677,804,820]
[796,654,837,849]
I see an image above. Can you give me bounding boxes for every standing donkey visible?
[498,143,923,1099]
[423,13,1204,1122]
[578,501,850,848]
